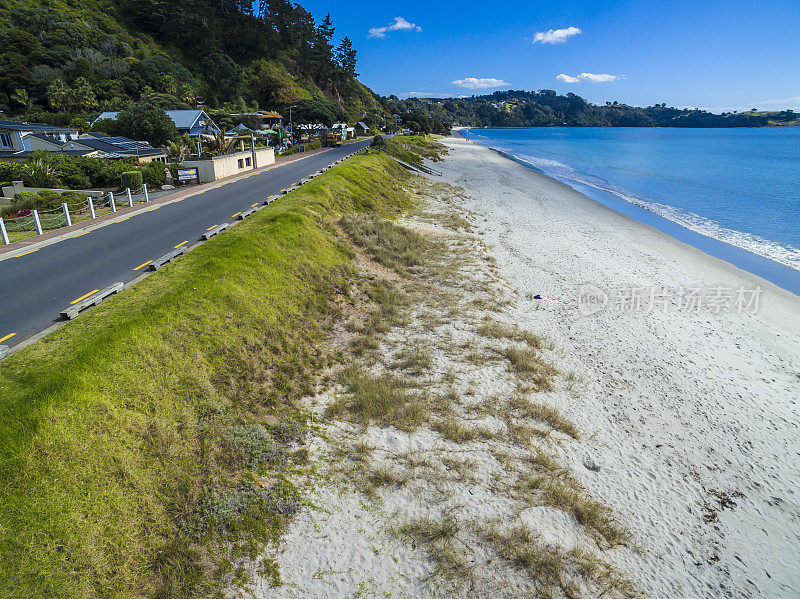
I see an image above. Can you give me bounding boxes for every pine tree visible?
[336,37,358,77]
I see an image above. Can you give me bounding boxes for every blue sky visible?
[297,0,800,111]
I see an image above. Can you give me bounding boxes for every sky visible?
[296,0,800,111]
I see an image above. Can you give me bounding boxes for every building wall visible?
[0,130,25,152]
[183,148,274,183]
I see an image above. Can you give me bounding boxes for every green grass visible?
[0,151,413,598]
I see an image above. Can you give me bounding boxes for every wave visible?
[467,134,800,273]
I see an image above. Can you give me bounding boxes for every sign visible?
[177,168,198,182]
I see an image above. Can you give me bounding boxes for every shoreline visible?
[461,129,800,298]
[468,137,800,337]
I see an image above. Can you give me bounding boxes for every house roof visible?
[93,110,219,133]
[357,122,369,129]
[260,111,283,119]
[75,135,166,157]
[0,120,78,134]
[26,133,65,146]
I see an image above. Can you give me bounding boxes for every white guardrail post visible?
[0,218,8,245]
[143,184,149,202]
[32,210,43,235]
[62,203,72,227]
[126,187,133,207]
[87,197,95,219]
[109,192,116,213]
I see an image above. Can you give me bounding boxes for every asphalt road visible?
[0,140,372,350]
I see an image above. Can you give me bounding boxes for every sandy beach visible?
[239,136,800,598]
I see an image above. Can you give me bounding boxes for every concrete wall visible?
[183,148,275,183]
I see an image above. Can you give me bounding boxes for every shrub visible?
[143,162,169,189]
[120,171,143,191]
[18,155,60,187]
[0,162,19,183]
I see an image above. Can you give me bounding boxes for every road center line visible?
[0,332,16,343]
[133,260,153,271]
[70,289,99,304]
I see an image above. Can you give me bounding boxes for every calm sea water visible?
[462,127,800,295]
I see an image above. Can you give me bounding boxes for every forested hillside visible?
[0,0,385,124]
[388,89,776,133]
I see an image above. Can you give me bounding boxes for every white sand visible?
[239,137,800,599]
[435,136,800,598]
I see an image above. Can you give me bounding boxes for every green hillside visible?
[0,0,385,125]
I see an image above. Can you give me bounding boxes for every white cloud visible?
[533,26,581,44]
[556,72,619,84]
[369,17,422,38]
[451,77,510,89]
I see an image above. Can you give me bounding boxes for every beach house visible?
[0,120,80,158]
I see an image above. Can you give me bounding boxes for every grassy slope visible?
[0,151,412,597]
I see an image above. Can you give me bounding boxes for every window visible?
[237,159,244,169]
[245,157,251,167]
[0,133,11,148]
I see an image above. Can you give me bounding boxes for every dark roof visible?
[76,135,166,157]
[27,133,64,145]
[0,120,77,133]
[357,122,370,129]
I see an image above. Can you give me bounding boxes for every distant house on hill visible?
[93,109,220,137]
[0,120,80,158]
[355,122,370,136]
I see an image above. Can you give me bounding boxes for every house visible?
[93,109,221,137]
[331,123,355,139]
[355,122,370,136]
[65,135,168,162]
[0,120,80,158]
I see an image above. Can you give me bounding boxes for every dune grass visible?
[0,151,413,598]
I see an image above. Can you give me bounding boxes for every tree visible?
[113,102,179,147]
[10,88,29,110]
[336,37,358,77]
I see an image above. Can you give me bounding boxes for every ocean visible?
[461,127,800,296]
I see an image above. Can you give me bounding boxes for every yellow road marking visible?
[73,231,90,238]
[251,203,259,207]
[70,289,98,304]
[174,240,189,249]
[231,212,242,218]
[133,260,153,271]
[0,332,16,343]
[206,225,218,231]
[117,217,130,222]
[147,206,161,212]
[15,248,40,257]
[174,198,185,203]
